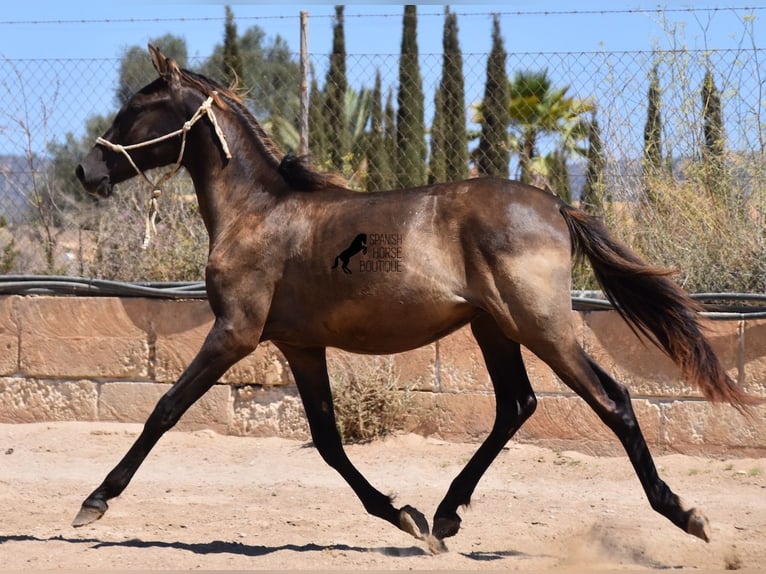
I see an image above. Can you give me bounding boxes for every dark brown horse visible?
[74,45,756,552]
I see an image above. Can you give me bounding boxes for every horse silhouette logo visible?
[332,233,367,274]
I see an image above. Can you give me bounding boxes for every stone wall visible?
[0,295,764,456]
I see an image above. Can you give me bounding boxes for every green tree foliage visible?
[438,7,468,181]
[384,88,397,186]
[701,69,724,158]
[308,72,328,164]
[581,111,607,213]
[201,20,300,148]
[116,34,188,107]
[344,88,372,180]
[701,68,726,201]
[366,71,393,191]
[222,5,244,88]
[474,14,510,178]
[428,87,446,183]
[325,6,349,171]
[643,62,663,203]
[544,149,570,201]
[396,5,427,188]
[506,69,593,187]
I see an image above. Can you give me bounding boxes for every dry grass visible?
[575,167,766,294]
[328,354,416,444]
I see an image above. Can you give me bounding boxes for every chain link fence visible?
[0,12,764,289]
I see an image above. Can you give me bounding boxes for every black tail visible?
[560,205,758,411]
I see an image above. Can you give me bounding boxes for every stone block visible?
[328,347,435,392]
[741,318,766,398]
[98,381,231,432]
[518,395,662,452]
[19,297,148,379]
[230,385,309,439]
[437,328,491,393]
[0,377,98,422]
[659,400,766,456]
[150,299,290,386]
[391,345,436,391]
[223,344,293,386]
[0,296,19,375]
[409,391,495,441]
[521,347,569,394]
[582,310,740,399]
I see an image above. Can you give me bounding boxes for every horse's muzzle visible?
[75,162,113,197]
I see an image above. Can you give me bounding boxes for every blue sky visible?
[1,1,762,59]
[0,1,763,155]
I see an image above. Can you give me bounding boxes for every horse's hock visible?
[1,294,764,456]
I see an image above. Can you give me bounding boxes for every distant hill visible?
[0,154,37,224]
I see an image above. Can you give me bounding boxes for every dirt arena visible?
[1,422,764,570]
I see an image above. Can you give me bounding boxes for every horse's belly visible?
[265,298,476,354]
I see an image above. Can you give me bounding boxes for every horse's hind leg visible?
[538,340,710,541]
[277,343,430,541]
[432,314,536,546]
[72,320,255,527]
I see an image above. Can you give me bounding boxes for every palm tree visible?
[506,69,593,186]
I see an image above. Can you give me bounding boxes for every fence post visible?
[299,11,309,157]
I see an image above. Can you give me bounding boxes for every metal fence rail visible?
[2,276,765,320]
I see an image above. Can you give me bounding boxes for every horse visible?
[332,232,367,274]
[74,45,756,552]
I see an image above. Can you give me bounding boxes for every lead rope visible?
[95,92,232,249]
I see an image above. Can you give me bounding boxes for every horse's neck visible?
[183,114,283,238]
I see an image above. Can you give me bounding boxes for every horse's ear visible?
[148,44,181,87]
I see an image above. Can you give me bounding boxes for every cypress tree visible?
[546,150,570,203]
[439,7,468,181]
[308,73,328,165]
[222,6,244,88]
[581,111,607,213]
[325,6,349,171]
[383,87,397,189]
[396,5,427,188]
[476,14,510,178]
[701,68,726,200]
[643,62,663,203]
[366,71,391,191]
[428,87,446,184]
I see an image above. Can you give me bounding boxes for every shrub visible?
[328,354,415,444]
[573,164,766,294]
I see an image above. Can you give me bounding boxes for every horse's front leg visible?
[431,315,537,551]
[72,319,255,527]
[277,343,430,542]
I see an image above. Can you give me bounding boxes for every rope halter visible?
[95,92,232,249]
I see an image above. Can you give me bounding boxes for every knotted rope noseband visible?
[95,93,232,248]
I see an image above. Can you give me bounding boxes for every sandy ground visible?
[0,422,764,571]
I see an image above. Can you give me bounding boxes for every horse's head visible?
[76,45,196,197]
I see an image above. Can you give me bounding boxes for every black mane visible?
[179,70,348,193]
[277,154,349,192]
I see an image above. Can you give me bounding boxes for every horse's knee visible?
[496,392,536,436]
[519,393,537,419]
[147,393,184,430]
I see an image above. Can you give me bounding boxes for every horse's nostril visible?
[75,164,85,182]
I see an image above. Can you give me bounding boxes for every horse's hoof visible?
[687,508,711,542]
[432,514,461,540]
[398,505,429,540]
[72,500,108,528]
[426,534,449,554]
